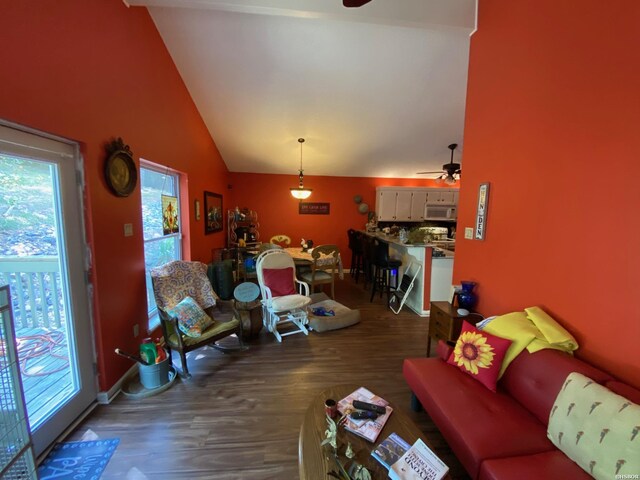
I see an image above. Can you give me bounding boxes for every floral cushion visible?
[151,261,218,311]
[548,372,640,480]
[165,296,214,337]
[447,320,512,392]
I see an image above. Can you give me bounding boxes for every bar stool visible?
[370,239,402,303]
[361,234,376,289]
[347,229,363,282]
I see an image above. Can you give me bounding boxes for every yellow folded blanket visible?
[524,306,578,353]
[483,306,578,377]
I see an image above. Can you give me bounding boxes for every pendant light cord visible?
[298,138,305,186]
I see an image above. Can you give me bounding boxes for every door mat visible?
[38,438,120,480]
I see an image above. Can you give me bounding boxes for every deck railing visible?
[0,257,64,329]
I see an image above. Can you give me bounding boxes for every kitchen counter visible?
[362,231,454,316]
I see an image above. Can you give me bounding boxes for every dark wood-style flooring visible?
[68,278,469,479]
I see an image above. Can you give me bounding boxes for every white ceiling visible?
[128,0,476,178]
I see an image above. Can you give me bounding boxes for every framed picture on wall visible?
[204,191,223,234]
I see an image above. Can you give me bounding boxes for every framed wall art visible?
[204,191,223,234]
[475,183,490,240]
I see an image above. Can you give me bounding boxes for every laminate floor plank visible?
[67,278,470,479]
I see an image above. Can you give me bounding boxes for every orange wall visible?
[453,0,640,387]
[229,172,450,258]
[0,1,229,390]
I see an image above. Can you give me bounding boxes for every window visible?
[141,163,181,330]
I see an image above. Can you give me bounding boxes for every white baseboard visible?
[96,363,138,404]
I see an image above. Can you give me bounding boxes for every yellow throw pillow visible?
[547,372,640,480]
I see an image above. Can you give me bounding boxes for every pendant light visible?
[290,138,312,200]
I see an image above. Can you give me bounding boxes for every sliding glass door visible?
[0,122,96,456]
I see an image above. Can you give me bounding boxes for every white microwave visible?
[425,205,457,221]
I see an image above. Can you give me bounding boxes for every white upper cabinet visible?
[426,189,457,205]
[376,187,458,222]
[377,190,398,221]
[410,190,427,221]
[395,191,413,221]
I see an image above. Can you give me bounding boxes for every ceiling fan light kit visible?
[417,143,462,184]
[290,138,312,200]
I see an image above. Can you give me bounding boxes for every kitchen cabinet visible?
[377,190,398,221]
[377,188,428,221]
[410,190,427,221]
[376,187,458,222]
[394,191,413,220]
[426,190,457,205]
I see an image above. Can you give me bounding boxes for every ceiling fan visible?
[417,143,461,185]
[343,0,372,7]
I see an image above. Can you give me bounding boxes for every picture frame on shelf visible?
[204,191,223,234]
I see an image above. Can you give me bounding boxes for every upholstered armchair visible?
[151,260,244,377]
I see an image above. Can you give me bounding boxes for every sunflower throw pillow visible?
[447,321,512,392]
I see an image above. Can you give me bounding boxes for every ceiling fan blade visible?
[343,0,372,7]
[416,171,444,175]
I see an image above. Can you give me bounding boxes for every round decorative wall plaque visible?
[104,137,137,197]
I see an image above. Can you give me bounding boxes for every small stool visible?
[370,239,402,303]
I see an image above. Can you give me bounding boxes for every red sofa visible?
[403,341,640,480]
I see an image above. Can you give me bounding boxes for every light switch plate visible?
[124,223,133,237]
[464,227,473,239]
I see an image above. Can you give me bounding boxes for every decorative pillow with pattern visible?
[446,321,512,392]
[166,296,214,337]
[548,372,640,480]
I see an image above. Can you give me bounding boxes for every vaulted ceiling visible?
[128,0,476,178]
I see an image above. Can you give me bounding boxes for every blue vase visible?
[458,281,477,310]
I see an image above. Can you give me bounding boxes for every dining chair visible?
[151,260,244,377]
[269,234,291,248]
[255,249,311,342]
[299,244,340,299]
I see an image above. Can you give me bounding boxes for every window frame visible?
[140,160,182,331]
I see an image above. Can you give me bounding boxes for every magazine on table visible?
[371,432,411,470]
[389,438,449,480]
[336,387,393,443]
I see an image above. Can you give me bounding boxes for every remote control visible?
[350,410,379,420]
[352,400,386,414]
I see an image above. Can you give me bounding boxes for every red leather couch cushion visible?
[499,349,613,425]
[403,358,555,478]
[478,450,591,480]
[604,380,640,404]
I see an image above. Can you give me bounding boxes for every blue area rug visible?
[38,438,120,480]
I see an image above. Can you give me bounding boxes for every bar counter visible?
[363,231,454,316]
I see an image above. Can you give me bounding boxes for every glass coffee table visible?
[298,384,449,479]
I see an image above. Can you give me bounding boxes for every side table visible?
[427,301,476,356]
[233,282,263,340]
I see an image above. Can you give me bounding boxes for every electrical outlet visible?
[133,324,139,338]
[124,223,133,237]
[464,227,474,239]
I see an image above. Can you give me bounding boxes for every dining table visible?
[284,247,344,279]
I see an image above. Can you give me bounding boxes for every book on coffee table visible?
[389,438,449,480]
[337,387,393,443]
[371,432,411,470]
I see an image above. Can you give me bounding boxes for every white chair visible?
[388,262,422,314]
[256,249,311,342]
